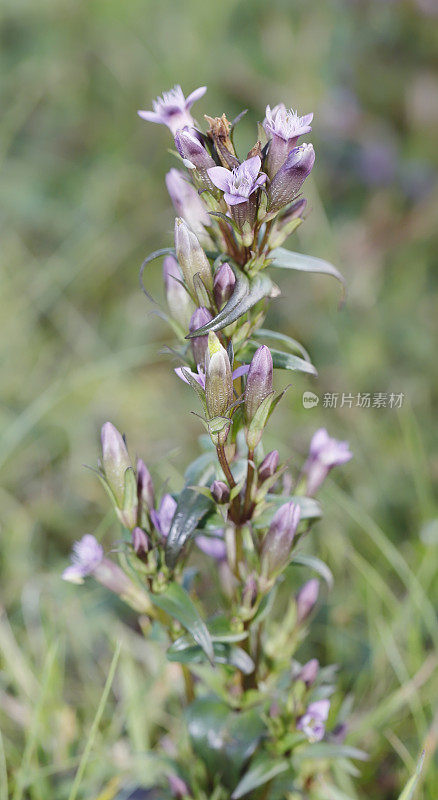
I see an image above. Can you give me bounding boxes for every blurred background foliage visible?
[0,0,437,797]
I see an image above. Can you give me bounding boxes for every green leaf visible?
[139,247,176,303]
[231,755,289,799]
[289,553,334,589]
[167,639,254,674]
[165,460,215,569]
[149,583,214,663]
[270,247,346,303]
[254,495,322,528]
[253,328,311,361]
[187,698,266,788]
[186,268,274,337]
[207,615,248,643]
[293,743,368,763]
[397,751,425,800]
[239,340,317,376]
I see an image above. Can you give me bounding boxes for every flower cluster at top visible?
[139,84,315,272]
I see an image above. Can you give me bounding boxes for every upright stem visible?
[242,449,255,521]
[216,444,236,489]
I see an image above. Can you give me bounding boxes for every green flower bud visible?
[174,217,213,297]
[205,332,233,419]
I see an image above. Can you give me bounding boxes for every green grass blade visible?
[67,641,122,800]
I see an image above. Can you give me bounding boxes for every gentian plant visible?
[64,85,363,799]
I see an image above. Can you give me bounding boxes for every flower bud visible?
[296,578,319,624]
[213,262,236,309]
[205,332,233,419]
[165,168,210,240]
[267,144,315,214]
[258,450,279,482]
[189,307,212,366]
[244,345,273,424]
[261,501,301,578]
[174,127,216,171]
[101,422,131,506]
[299,658,319,687]
[132,526,149,557]
[174,217,213,297]
[163,255,195,330]
[210,480,230,504]
[136,458,154,513]
[169,774,190,798]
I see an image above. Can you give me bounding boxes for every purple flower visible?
[207,155,266,206]
[138,85,206,135]
[296,578,319,624]
[304,428,353,495]
[264,104,313,178]
[244,345,273,424]
[165,168,210,238]
[168,773,190,798]
[261,501,301,578]
[196,529,227,560]
[264,104,313,143]
[175,127,216,171]
[132,526,149,557]
[213,262,236,309]
[137,458,155,511]
[189,307,212,367]
[258,450,279,482]
[297,699,330,743]
[63,536,153,613]
[210,480,230,504]
[62,534,104,584]
[267,144,315,213]
[299,658,319,687]
[151,493,177,539]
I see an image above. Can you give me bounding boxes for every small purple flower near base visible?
[196,529,227,560]
[169,773,190,798]
[151,494,177,539]
[138,85,206,135]
[297,699,330,743]
[296,578,319,624]
[62,535,104,584]
[304,428,353,495]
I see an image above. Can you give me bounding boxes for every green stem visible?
[242,449,255,521]
[216,445,236,489]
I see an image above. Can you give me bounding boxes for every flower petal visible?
[137,109,162,123]
[207,165,232,192]
[185,86,207,109]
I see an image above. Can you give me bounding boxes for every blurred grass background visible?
[1,0,437,797]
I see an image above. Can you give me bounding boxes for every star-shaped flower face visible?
[297,700,330,743]
[264,103,313,142]
[138,85,207,134]
[207,156,267,205]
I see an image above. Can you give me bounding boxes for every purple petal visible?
[207,165,232,192]
[223,192,247,206]
[196,532,227,560]
[185,86,207,109]
[232,364,250,380]
[244,155,262,179]
[174,366,205,388]
[137,110,162,124]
